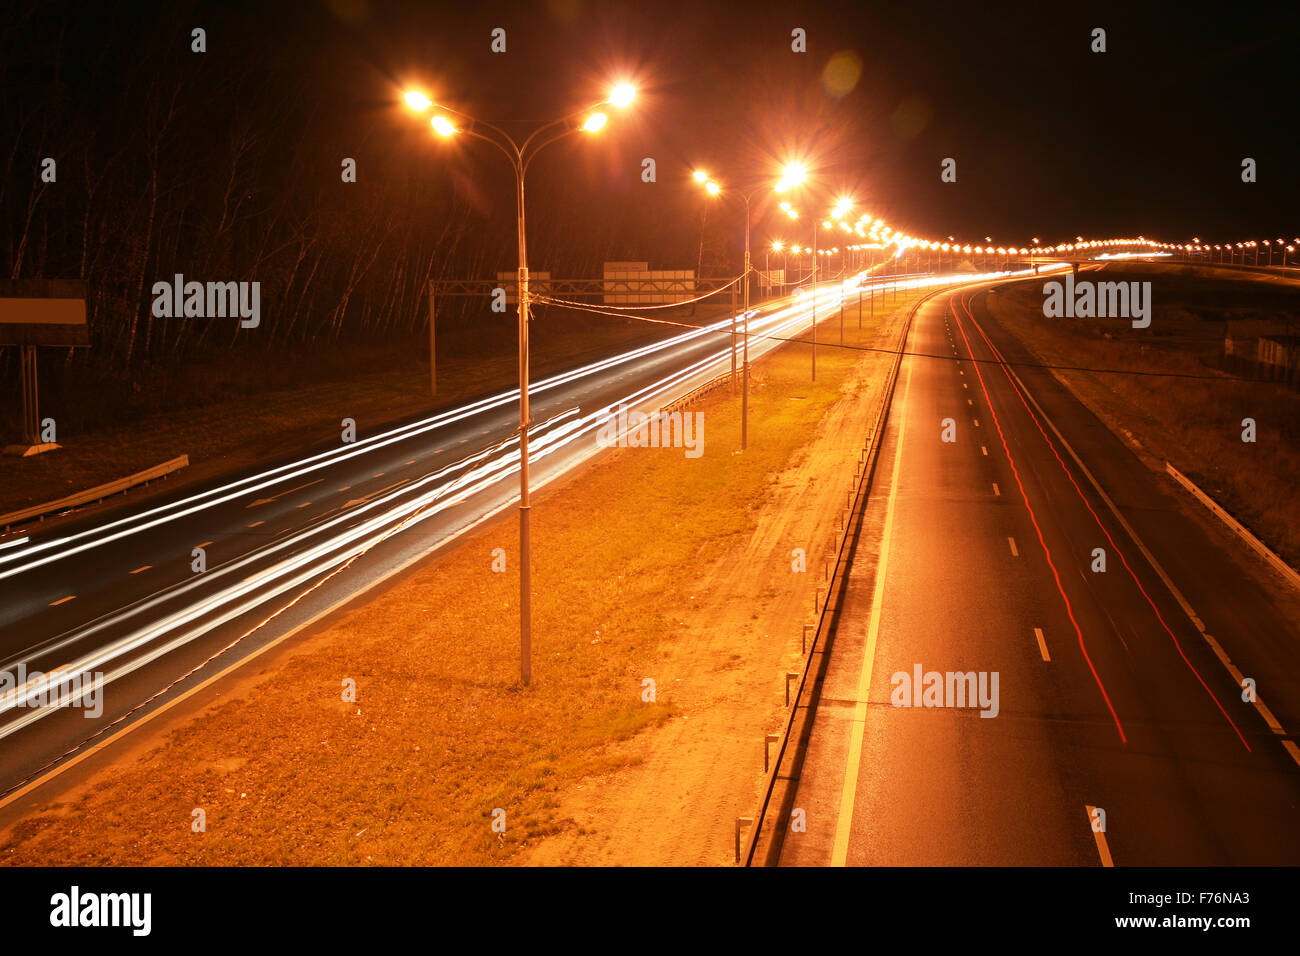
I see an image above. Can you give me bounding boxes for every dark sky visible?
[338,0,1300,255]
[9,0,1300,276]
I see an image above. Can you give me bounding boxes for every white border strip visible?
[1165,461,1300,593]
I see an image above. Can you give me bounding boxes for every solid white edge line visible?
[829,356,914,866]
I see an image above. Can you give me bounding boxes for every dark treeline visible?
[6,0,1300,382]
[2,3,506,372]
[0,1,752,384]
[2,0,898,425]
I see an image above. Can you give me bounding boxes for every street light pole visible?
[811,218,818,382]
[694,173,770,451]
[404,83,634,687]
[513,158,533,687]
[742,194,751,450]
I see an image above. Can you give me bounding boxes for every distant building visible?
[1257,335,1300,371]
[1223,318,1291,361]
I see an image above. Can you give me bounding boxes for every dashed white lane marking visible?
[344,479,411,510]
[982,332,1296,762]
[981,445,988,456]
[246,478,323,509]
[974,418,980,427]
[1085,806,1113,866]
[1201,632,1285,734]
[1034,627,1050,661]
[1008,537,1019,556]
[992,483,1000,496]
[248,521,264,529]
[296,501,312,509]
[49,595,76,607]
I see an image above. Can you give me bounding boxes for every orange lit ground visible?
[0,295,915,866]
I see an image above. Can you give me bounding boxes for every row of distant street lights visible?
[402,79,895,685]
[399,83,865,686]
[1168,238,1300,267]
[691,161,866,385]
[396,80,1294,689]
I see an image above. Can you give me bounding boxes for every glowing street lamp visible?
[609,83,636,108]
[403,91,433,111]
[775,162,806,193]
[779,171,857,379]
[400,81,635,686]
[692,164,799,449]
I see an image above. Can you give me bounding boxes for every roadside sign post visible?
[0,279,89,457]
[18,344,37,446]
[426,278,437,397]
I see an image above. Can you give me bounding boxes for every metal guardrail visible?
[0,455,189,531]
[737,286,945,866]
[659,370,734,415]
[1165,462,1300,593]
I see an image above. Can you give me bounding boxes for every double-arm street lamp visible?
[775,165,855,382]
[403,81,636,686]
[689,167,795,450]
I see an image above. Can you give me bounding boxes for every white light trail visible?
[0,267,1018,738]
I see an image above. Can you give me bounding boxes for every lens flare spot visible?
[821,50,863,100]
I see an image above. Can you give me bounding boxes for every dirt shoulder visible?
[0,294,914,866]
[518,301,909,866]
[984,269,1300,565]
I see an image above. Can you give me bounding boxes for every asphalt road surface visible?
[776,278,1300,866]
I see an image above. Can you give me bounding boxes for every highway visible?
[0,271,995,798]
[773,278,1300,866]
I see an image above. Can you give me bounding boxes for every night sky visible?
[5,0,1298,283]
[363,0,1300,249]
